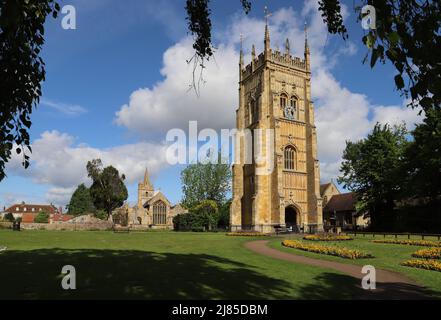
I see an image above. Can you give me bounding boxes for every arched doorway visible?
[285,206,299,232]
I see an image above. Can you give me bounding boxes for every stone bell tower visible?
[230,19,323,233]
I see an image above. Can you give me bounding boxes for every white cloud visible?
[115,3,422,184]
[7,130,170,205]
[115,38,238,136]
[7,1,424,208]
[41,98,88,116]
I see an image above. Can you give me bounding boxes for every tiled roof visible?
[324,192,357,213]
[51,214,74,222]
[6,203,57,214]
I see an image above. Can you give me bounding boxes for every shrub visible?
[412,248,441,259]
[189,200,218,230]
[94,210,108,220]
[34,211,49,223]
[173,212,210,231]
[3,212,14,222]
[303,234,353,241]
[282,240,373,259]
[401,259,441,272]
[372,239,441,247]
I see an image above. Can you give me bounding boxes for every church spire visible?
[285,38,290,55]
[304,21,310,71]
[264,6,271,56]
[143,168,154,191]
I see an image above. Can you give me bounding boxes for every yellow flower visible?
[402,259,441,272]
[372,239,441,247]
[412,248,441,259]
[226,232,270,237]
[303,234,353,241]
[282,240,372,260]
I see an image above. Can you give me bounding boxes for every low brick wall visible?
[0,222,12,229]
[0,221,113,231]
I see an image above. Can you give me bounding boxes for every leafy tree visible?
[181,157,231,209]
[34,211,49,223]
[66,184,96,215]
[403,109,441,200]
[338,123,409,229]
[86,159,128,220]
[217,199,231,229]
[0,0,60,181]
[3,212,14,222]
[94,209,108,221]
[189,199,218,230]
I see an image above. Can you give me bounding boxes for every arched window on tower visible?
[280,94,287,109]
[153,200,167,225]
[284,146,296,170]
[251,98,259,123]
[290,96,298,119]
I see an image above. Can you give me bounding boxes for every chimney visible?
[59,206,63,214]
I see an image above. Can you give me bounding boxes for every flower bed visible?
[372,239,441,247]
[303,234,353,241]
[282,240,372,260]
[226,232,270,237]
[401,259,441,272]
[412,248,441,259]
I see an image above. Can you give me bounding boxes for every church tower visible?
[138,168,154,208]
[230,19,323,233]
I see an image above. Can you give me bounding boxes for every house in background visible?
[320,182,369,231]
[3,202,73,224]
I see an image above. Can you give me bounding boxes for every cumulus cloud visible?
[115,39,238,137]
[115,2,422,184]
[7,130,170,205]
[7,1,424,207]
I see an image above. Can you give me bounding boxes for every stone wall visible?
[0,221,112,231]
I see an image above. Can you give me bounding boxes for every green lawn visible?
[0,230,364,300]
[269,234,441,298]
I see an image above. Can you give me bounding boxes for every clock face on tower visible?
[284,105,296,120]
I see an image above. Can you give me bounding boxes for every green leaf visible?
[394,74,405,90]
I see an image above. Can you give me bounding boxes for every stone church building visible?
[230,22,323,233]
[117,169,186,229]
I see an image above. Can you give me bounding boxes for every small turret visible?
[264,6,271,57]
[304,22,310,71]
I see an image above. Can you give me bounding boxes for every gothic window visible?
[284,146,296,170]
[153,200,167,225]
[280,94,287,108]
[290,97,298,119]
[251,98,259,123]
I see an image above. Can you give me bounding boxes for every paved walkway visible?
[245,240,433,299]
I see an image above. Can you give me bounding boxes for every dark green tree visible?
[34,211,49,223]
[403,109,441,200]
[86,159,128,220]
[3,212,14,222]
[0,0,60,181]
[217,199,232,229]
[189,199,218,230]
[338,123,409,229]
[181,157,231,209]
[66,184,96,216]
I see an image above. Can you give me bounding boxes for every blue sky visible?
[0,0,422,209]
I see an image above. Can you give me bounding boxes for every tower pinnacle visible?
[264,6,271,54]
[304,21,310,70]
